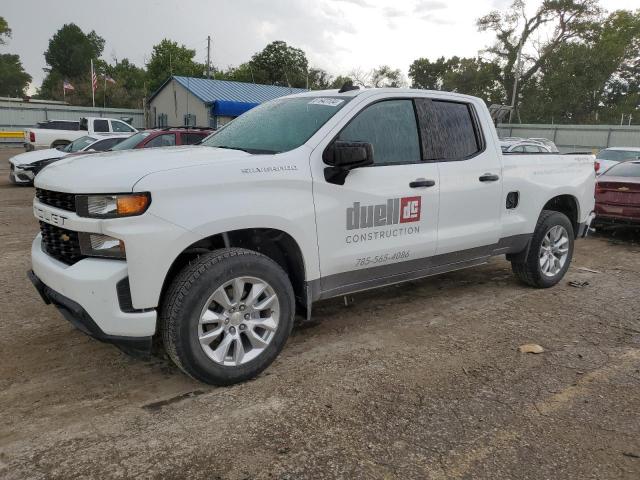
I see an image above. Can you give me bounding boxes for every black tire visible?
[160,248,295,385]
[511,210,575,288]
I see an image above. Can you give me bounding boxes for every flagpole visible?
[104,74,106,109]
[63,81,65,102]
[91,59,95,107]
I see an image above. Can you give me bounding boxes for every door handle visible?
[479,173,500,182]
[409,179,436,188]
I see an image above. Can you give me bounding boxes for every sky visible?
[2,0,638,94]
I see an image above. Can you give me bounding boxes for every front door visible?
[310,97,440,297]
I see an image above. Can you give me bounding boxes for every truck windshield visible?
[202,96,351,154]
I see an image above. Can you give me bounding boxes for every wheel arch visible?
[541,194,580,237]
[160,228,309,317]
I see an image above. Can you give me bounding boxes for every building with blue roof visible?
[148,76,307,129]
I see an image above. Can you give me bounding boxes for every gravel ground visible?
[0,147,639,479]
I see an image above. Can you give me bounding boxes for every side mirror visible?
[323,141,374,185]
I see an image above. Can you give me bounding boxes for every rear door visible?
[311,96,440,296]
[415,98,503,257]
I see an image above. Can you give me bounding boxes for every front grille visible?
[39,221,85,265]
[35,188,76,212]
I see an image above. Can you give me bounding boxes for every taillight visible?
[594,160,600,173]
[29,131,35,142]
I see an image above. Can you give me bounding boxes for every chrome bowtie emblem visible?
[60,233,70,242]
[618,187,630,191]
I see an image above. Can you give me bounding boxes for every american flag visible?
[103,74,116,85]
[63,80,74,91]
[91,69,97,92]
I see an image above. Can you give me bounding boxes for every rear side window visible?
[416,99,482,161]
[145,133,176,148]
[182,133,207,145]
[337,100,421,165]
[93,119,109,133]
[525,145,542,153]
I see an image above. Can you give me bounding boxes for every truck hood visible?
[34,146,250,193]
[10,148,65,166]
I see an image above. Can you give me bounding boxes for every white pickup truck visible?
[28,87,596,385]
[25,117,137,150]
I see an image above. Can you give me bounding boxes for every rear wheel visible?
[511,210,574,288]
[161,248,295,385]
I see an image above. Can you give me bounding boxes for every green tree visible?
[0,54,32,96]
[370,65,406,88]
[477,0,602,119]
[249,40,308,87]
[99,59,148,109]
[307,68,332,89]
[0,16,10,44]
[44,24,105,78]
[519,9,640,124]
[220,63,256,83]
[146,39,204,93]
[409,56,504,104]
[330,75,353,89]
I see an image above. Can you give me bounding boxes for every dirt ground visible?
[0,146,639,480]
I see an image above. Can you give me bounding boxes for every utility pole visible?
[206,35,211,79]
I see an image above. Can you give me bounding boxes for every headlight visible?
[79,233,126,259]
[76,193,151,218]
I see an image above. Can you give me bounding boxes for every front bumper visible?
[9,162,34,185]
[30,234,156,352]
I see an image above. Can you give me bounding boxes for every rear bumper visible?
[595,203,640,225]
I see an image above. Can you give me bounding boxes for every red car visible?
[595,160,640,227]
[110,127,214,151]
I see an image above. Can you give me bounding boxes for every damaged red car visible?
[594,160,640,227]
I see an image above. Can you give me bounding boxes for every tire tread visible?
[511,210,573,288]
[160,248,290,383]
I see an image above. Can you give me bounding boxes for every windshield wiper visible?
[211,145,277,155]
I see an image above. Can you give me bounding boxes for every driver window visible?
[337,100,421,165]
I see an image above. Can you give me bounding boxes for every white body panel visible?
[31,88,596,338]
[26,117,136,149]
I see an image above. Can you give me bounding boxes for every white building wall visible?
[149,79,210,128]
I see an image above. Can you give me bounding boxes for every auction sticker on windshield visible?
[309,98,345,107]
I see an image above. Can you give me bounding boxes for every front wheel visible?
[161,248,295,385]
[511,210,575,288]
